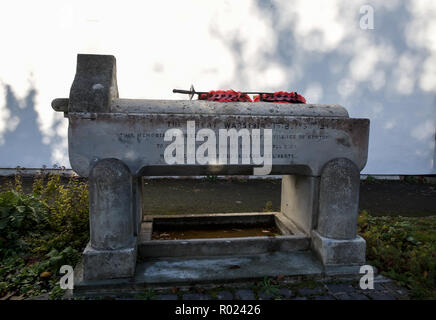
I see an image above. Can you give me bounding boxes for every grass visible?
[358,210,436,299]
[0,174,434,299]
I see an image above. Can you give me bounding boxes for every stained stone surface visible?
[281,175,319,235]
[135,251,323,284]
[68,113,369,177]
[277,288,293,299]
[311,230,366,266]
[85,158,137,280]
[317,158,361,240]
[258,291,275,300]
[235,290,256,300]
[216,291,234,300]
[365,291,397,300]
[182,293,211,300]
[326,283,356,294]
[71,265,409,300]
[69,54,118,113]
[82,241,137,280]
[297,287,325,296]
[336,292,370,300]
[89,158,133,250]
[112,99,350,117]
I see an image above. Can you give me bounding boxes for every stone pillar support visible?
[281,174,319,235]
[132,176,144,237]
[312,158,366,266]
[317,158,360,240]
[83,158,137,280]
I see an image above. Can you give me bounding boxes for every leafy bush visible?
[0,173,89,299]
[0,190,50,257]
[358,210,436,299]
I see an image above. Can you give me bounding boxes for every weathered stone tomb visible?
[52,54,370,293]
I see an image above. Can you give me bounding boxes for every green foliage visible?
[403,176,421,184]
[136,288,156,300]
[358,210,436,299]
[364,175,377,183]
[262,201,273,212]
[0,173,89,299]
[0,190,50,257]
[204,175,218,182]
[256,276,280,297]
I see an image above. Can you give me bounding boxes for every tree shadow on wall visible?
[212,0,436,174]
[0,84,64,168]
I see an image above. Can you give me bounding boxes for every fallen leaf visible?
[228,265,241,270]
[40,271,51,278]
[171,287,179,294]
[276,274,285,282]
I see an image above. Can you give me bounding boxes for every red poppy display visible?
[198,90,253,102]
[253,91,306,103]
[197,90,306,103]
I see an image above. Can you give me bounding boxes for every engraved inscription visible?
[115,120,331,164]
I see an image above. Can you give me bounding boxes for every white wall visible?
[0,0,435,174]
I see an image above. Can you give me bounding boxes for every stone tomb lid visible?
[110,99,349,118]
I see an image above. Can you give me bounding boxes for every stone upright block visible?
[84,158,137,280]
[82,242,137,280]
[312,157,366,266]
[317,158,360,240]
[69,54,118,113]
[89,158,133,250]
[311,230,366,266]
[281,175,319,234]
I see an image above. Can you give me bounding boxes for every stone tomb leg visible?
[281,158,365,268]
[311,158,366,267]
[83,158,137,280]
[281,174,319,235]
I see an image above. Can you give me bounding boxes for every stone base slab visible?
[71,250,375,298]
[311,230,366,266]
[82,239,137,280]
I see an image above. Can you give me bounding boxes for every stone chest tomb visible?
[52,54,370,294]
